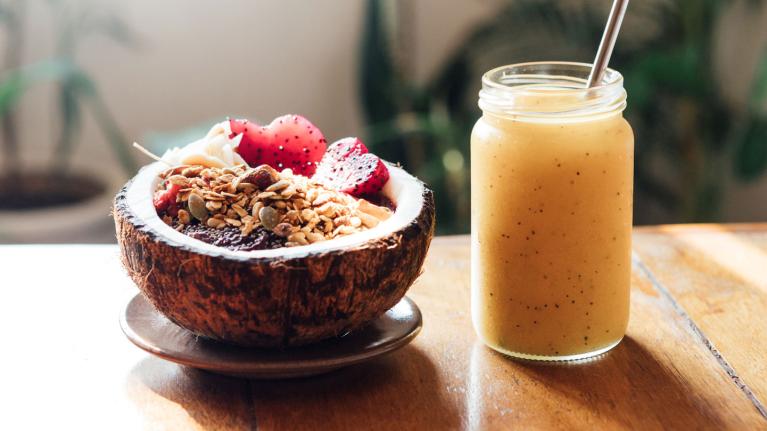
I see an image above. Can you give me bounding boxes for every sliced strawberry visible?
[230,115,327,176]
[153,183,182,215]
[313,137,390,197]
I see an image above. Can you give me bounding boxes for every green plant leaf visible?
[354,0,767,228]
[87,94,137,174]
[73,72,137,175]
[52,79,83,171]
[751,46,767,111]
[0,60,79,116]
[733,117,767,181]
[359,0,401,124]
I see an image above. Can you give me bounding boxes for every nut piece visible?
[358,199,392,220]
[207,218,224,228]
[242,165,279,190]
[177,209,191,225]
[305,231,325,243]
[358,212,380,228]
[272,222,294,237]
[287,232,308,245]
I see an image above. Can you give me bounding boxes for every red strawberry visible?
[313,137,390,197]
[230,115,327,176]
[153,183,182,215]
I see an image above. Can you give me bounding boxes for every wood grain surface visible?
[1,227,766,430]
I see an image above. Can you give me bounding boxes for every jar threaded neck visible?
[478,62,627,122]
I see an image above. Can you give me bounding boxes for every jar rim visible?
[482,61,624,94]
[478,61,627,121]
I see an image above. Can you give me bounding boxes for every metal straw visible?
[586,0,630,88]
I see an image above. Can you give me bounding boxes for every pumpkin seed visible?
[259,206,281,230]
[188,194,208,221]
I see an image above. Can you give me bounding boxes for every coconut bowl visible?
[114,161,434,347]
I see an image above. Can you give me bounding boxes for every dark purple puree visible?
[183,224,286,251]
[363,194,395,211]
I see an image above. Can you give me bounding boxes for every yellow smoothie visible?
[471,63,633,360]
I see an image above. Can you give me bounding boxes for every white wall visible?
[4,0,767,222]
[7,0,497,173]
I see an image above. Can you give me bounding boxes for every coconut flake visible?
[161,121,246,168]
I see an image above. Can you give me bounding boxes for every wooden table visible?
[2,224,766,430]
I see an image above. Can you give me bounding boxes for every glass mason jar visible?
[470,62,633,361]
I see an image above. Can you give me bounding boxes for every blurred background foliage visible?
[2,0,767,240]
[0,0,135,179]
[360,0,767,233]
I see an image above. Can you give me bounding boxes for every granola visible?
[156,164,393,247]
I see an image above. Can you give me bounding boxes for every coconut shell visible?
[113,167,435,347]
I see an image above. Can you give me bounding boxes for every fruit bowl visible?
[114,151,434,347]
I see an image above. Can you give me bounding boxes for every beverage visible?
[471,62,633,360]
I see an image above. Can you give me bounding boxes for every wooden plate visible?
[120,293,422,379]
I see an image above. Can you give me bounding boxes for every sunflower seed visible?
[266,179,290,192]
[224,217,242,227]
[207,218,224,228]
[205,200,222,212]
[168,175,189,187]
[257,191,277,199]
[306,232,325,243]
[181,166,203,177]
[232,204,248,218]
[287,232,307,244]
